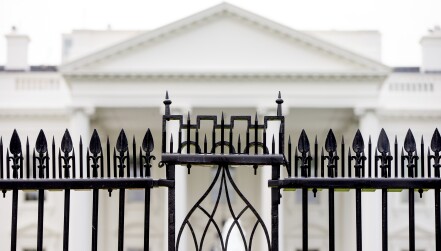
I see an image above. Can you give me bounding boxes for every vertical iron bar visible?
[63,189,70,251]
[167,164,175,251]
[118,188,125,251]
[144,188,151,251]
[52,138,55,178]
[421,137,425,177]
[341,136,345,177]
[58,149,62,178]
[133,138,137,178]
[271,164,280,251]
[321,148,324,177]
[436,188,440,251]
[294,147,298,177]
[32,151,36,178]
[288,136,292,177]
[263,129,267,154]
[382,189,388,251]
[329,188,335,251]
[368,137,372,177]
[246,128,249,154]
[314,136,318,177]
[196,128,200,154]
[395,137,398,177]
[0,138,3,179]
[92,189,99,251]
[302,188,308,251]
[26,138,30,178]
[113,148,117,178]
[178,130,182,154]
[187,114,191,154]
[7,150,10,178]
[37,189,45,251]
[10,189,18,251]
[238,135,242,154]
[221,113,224,154]
[212,124,215,154]
[87,149,90,178]
[409,188,415,251]
[401,149,405,178]
[254,114,258,155]
[356,188,362,251]
[107,138,111,177]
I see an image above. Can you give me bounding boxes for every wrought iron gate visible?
[0,92,441,251]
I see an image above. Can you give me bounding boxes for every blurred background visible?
[0,0,441,250]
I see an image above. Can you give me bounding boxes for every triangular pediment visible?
[60,3,389,76]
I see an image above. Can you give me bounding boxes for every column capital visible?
[67,106,96,117]
[354,107,378,117]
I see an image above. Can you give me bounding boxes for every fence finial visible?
[116,129,128,153]
[89,129,102,155]
[35,130,47,154]
[404,129,416,153]
[431,128,441,152]
[276,91,283,116]
[377,129,390,154]
[61,129,73,153]
[10,129,22,155]
[164,91,172,116]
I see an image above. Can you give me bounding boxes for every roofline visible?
[60,2,390,73]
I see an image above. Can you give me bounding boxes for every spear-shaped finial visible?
[276,91,283,116]
[163,91,172,116]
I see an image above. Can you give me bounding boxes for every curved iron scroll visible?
[176,165,271,251]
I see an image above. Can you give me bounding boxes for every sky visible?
[0,0,440,67]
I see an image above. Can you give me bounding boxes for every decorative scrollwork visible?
[176,165,271,251]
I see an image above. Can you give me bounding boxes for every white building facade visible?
[0,3,441,251]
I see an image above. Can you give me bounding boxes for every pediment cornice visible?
[63,71,388,81]
[60,3,390,74]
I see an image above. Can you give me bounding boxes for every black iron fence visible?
[0,127,163,251]
[0,92,440,251]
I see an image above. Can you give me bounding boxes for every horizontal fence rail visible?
[0,128,161,251]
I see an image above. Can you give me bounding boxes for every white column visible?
[261,111,284,251]
[358,108,381,251]
[69,107,93,251]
